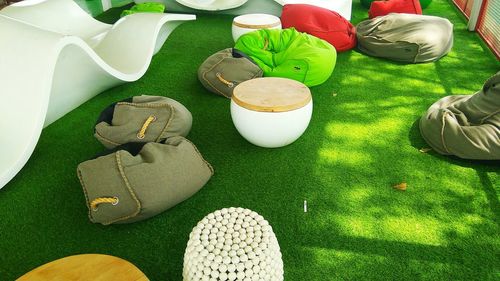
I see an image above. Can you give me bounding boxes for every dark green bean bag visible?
[419,72,500,160]
[234,28,337,87]
[361,0,432,9]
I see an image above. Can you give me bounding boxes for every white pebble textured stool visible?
[231,77,312,148]
[183,207,284,281]
[232,13,281,42]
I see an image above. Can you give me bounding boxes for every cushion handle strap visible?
[137,115,157,139]
[90,197,119,211]
[216,72,234,88]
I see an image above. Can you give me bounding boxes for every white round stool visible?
[230,77,312,148]
[183,207,284,281]
[232,13,281,42]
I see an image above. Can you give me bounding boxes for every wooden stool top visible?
[233,13,281,29]
[232,77,311,112]
[17,254,149,281]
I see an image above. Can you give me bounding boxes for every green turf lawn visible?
[1,0,499,280]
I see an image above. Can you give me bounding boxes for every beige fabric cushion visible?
[357,13,453,63]
[198,48,263,98]
[77,137,214,225]
[419,72,500,160]
[95,95,192,149]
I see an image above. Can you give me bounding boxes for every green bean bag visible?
[361,0,431,9]
[234,28,336,87]
[419,72,500,160]
[120,2,166,17]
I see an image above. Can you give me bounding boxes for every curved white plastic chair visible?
[0,0,195,189]
[133,0,282,15]
[141,0,351,19]
[176,0,248,11]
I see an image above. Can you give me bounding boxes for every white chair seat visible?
[0,0,195,189]
[276,0,353,20]
[176,0,248,11]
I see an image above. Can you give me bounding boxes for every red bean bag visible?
[369,0,422,19]
[281,4,356,52]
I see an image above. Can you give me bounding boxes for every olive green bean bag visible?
[356,13,453,63]
[198,48,263,98]
[77,137,214,225]
[419,72,500,160]
[94,95,192,149]
[234,28,337,87]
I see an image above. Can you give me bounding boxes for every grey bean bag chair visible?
[77,137,214,225]
[356,13,453,63]
[420,72,500,160]
[95,95,192,149]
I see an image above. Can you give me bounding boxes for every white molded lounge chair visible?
[0,0,195,189]
[276,0,352,20]
[138,0,352,20]
[176,0,249,11]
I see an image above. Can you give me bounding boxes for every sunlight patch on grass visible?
[301,246,390,278]
[318,149,372,166]
[335,95,425,114]
[325,116,406,141]
[346,186,374,201]
[334,214,445,246]
[306,246,388,266]
[381,216,444,245]
[440,176,478,194]
[342,216,377,238]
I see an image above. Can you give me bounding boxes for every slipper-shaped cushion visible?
[234,28,336,86]
[198,48,263,98]
[281,4,356,52]
[77,137,214,225]
[369,0,422,19]
[419,72,500,160]
[95,95,192,149]
[356,13,453,63]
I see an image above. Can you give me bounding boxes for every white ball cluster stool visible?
[231,77,313,148]
[232,13,281,42]
[183,207,284,281]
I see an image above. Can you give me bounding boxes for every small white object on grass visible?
[304,200,307,212]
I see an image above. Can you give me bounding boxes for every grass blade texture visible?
[0,1,498,280]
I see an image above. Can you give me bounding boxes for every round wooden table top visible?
[232,77,311,112]
[17,254,149,281]
[233,13,281,29]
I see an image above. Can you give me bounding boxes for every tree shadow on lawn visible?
[1,8,499,281]
[280,46,499,280]
[283,109,499,280]
[408,118,500,223]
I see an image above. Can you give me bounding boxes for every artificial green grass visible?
[1,1,499,280]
